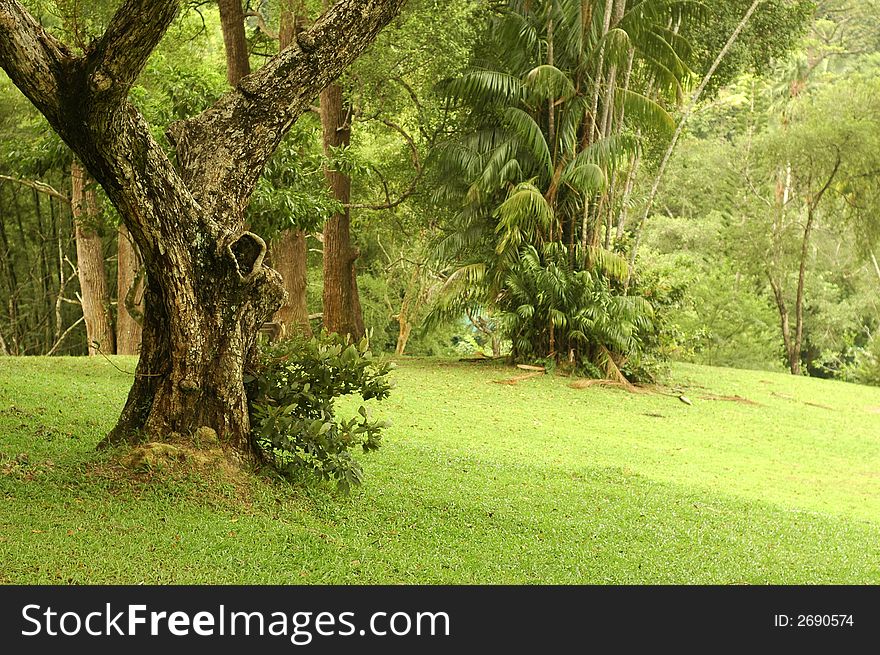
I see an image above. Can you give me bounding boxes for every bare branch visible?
[0,174,69,203]
[46,315,85,356]
[390,75,429,140]
[347,116,423,210]
[245,10,279,39]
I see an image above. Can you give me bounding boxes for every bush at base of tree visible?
[246,334,394,493]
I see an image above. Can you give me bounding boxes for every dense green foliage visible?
[645,1,880,379]
[247,334,394,492]
[1,0,844,380]
[427,0,698,377]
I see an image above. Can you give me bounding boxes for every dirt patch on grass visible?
[569,379,644,393]
[867,406,880,415]
[494,372,544,385]
[0,452,55,481]
[700,394,763,407]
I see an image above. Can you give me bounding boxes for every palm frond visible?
[586,245,629,281]
[615,88,675,135]
[561,162,606,195]
[523,64,576,103]
[502,107,553,179]
[444,69,523,105]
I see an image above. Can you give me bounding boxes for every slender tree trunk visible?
[547,7,555,170]
[768,273,796,374]
[792,208,815,376]
[217,0,250,86]
[394,264,420,355]
[588,0,614,142]
[350,250,365,336]
[33,190,54,347]
[615,148,639,241]
[790,158,840,376]
[395,315,411,355]
[71,161,114,356]
[320,81,362,339]
[870,251,880,283]
[0,187,20,352]
[272,1,312,337]
[116,223,143,354]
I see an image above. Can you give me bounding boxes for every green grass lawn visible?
[1,355,879,584]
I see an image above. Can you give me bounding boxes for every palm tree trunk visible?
[589,0,615,142]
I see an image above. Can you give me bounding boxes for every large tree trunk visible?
[116,223,143,355]
[217,0,250,86]
[107,229,284,459]
[272,0,311,337]
[0,0,406,461]
[320,81,363,340]
[71,160,114,356]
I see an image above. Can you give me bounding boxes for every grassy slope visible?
[1,356,878,584]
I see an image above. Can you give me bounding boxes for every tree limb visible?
[170,0,407,217]
[347,116,423,210]
[0,174,69,203]
[1,0,201,267]
[0,0,73,123]
[244,10,279,39]
[46,315,85,356]
[85,0,180,103]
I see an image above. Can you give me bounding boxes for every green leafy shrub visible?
[498,242,656,381]
[246,334,394,492]
[843,333,880,387]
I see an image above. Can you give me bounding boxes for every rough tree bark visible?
[273,227,312,336]
[0,0,406,459]
[217,0,250,86]
[320,79,364,339]
[71,160,114,356]
[272,0,312,337]
[116,223,143,354]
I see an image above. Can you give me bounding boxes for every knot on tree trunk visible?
[226,231,267,280]
[296,30,317,52]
